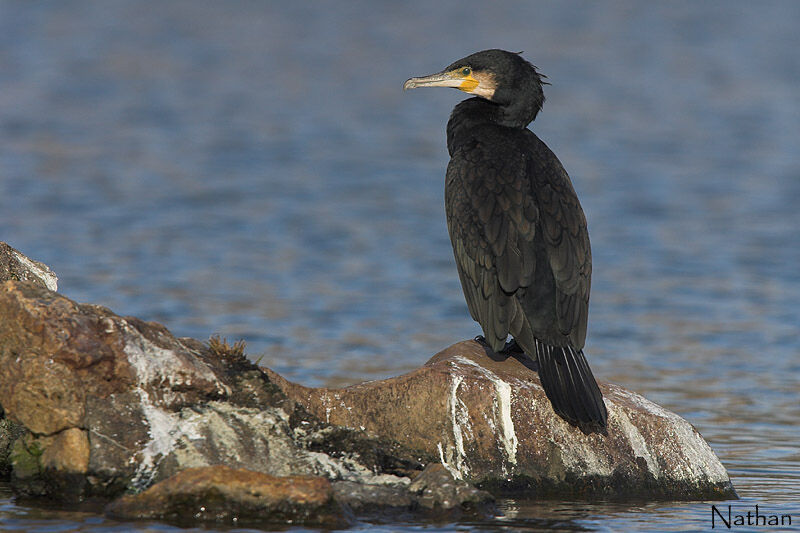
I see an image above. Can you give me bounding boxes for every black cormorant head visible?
[404,49,547,128]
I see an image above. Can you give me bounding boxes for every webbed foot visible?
[473,335,489,346]
[501,338,525,355]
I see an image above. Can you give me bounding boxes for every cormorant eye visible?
[461,67,472,76]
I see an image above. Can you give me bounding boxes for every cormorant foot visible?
[473,335,489,346]
[501,338,525,355]
[503,338,539,372]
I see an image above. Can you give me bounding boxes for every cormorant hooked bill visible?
[404,49,607,432]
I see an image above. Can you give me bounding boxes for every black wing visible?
[528,134,592,349]
[445,136,539,352]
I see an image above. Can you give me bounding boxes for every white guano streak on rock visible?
[121,319,226,489]
[320,393,332,423]
[551,416,613,477]
[609,401,660,479]
[450,356,518,468]
[306,448,411,486]
[437,442,461,480]
[122,320,229,400]
[612,387,730,483]
[493,378,518,466]
[12,250,58,291]
[450,375,466,460]
[451,375,470,478]
[130,389,203,490]
[437,373,472,480]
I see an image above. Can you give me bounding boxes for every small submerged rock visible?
[409,463,493,511]
[106,466,346,527]
[333,463,494,519]
[0,244,734,527]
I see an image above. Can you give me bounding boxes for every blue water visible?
[1,1,799,530]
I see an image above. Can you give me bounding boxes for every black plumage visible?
[404,49,607,431]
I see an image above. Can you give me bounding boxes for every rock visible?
[106,466,347,527]
[41,427,90,474]
[332,481,415,515]
[0,245,735,528]
[332,463,494,519]
[0,242,57,291]
[409,463,494,512]
[0,270,489,525]
[10,429,91,497]
[266,341,737,500]
[0,280,228,437]
[0,282,420,500]
[0,413,25,479]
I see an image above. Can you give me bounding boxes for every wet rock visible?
[0,413,25,479]
[0,242,57,291]
[409,463,494,511]
[332,481,415,515]
[9,429,92,498]
[106,465,347,528]
[332,464,494,519]
[266,341,736,500]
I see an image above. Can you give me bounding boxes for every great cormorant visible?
[404,49,607,431]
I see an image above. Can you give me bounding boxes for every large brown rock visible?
[0,281,232,497]
[266,341,736,499]
[0,281,228,436]
[0,282,411,493]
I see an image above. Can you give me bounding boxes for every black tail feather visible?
[535,340,607,432]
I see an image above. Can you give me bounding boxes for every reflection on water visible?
[1,1,799,530]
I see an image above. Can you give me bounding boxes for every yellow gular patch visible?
[458,74,479,92]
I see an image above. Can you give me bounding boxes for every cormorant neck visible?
[447,96,540,155]
[497,90,543,128]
